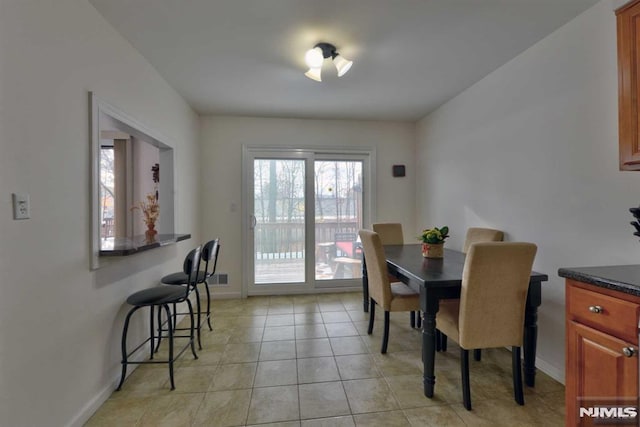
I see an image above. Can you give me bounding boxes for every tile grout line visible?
[243,339,261,426]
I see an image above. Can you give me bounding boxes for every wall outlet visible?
[12,193,30,220]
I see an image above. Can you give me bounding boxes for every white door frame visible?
[241,146,375,297]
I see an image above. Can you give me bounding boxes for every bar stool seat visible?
[161,270,208,285]
[126,286,187,306]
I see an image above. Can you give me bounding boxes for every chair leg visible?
[149,305,155,360]
[416,311,422,328]
[163,304,175,390]
[172,302,178,332]
[186,298,198,359]
[193,286,202,350]
[441,332,448,352]
[155,305,163,352]
[461,348,472,410]
[474,349,482,361]
[410,311,416,328]
[367,298,375,334]
[381,311,390,354]
[204,279,213,331]
[512,346,524,405]
[117,307,139,391]
[435,330,442,352]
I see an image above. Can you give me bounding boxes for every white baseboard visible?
[67,351,147,427]
[504,347,565,385]
[535,356,565,385]
[66,378,113,427]
[247,286,361,297]
[212,290,242,299]
[307,286,362,294]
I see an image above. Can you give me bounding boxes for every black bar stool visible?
[160,239,220,349]
[116,246,201,391]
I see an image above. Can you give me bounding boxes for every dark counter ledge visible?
[558,265,640,297]
[100,233,191,256]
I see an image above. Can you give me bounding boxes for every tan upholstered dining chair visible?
[371,223,420,328]
[372,222,404,245]
[359,230,420,353]
[436,242,537,410]
[439,227,504,356]
[463,227,505,253]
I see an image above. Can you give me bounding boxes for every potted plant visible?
[418,226,449,258]
[132,192,159,241]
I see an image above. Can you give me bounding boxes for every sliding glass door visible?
[243,148,372,296]
[253,157,307,285]
[314,159,363,284]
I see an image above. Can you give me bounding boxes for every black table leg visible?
[421,289,438,398]
[524,281,542,387]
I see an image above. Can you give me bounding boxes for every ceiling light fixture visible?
[304,42,353,82]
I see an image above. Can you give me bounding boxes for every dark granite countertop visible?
[100,233,191,256]
[558,265,640,297]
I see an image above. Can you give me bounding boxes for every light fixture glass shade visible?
[305,47,324,68]
[304,67,322,82]
[333,54,353,77]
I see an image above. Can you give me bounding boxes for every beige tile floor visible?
[86,292,564,426]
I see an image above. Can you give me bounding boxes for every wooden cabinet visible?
[617,0,640,170]
[565,280,639,426]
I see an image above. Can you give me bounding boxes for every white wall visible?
[0,1,200,426]
[200,116,416,297]
[416,0,639,381]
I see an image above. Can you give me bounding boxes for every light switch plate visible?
[12,193,30,219]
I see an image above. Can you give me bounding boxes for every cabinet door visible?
[617,0,640,170]
[566,320,638,426]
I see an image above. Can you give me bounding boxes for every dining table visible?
[361,244,548,398]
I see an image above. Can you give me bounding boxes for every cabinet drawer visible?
[567,283,640,342]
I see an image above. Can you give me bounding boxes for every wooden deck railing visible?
[255,220,359,259]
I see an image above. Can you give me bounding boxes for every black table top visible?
[384,244,549,288]
[558,265,640,297]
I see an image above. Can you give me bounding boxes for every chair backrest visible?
[458,242,537,349]
[358,230,392,309]
[201,238,221,278]
[372,223,404,245]
[183,245,202,290]
[462,227,504,253]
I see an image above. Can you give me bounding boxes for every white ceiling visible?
[89,0,599,121]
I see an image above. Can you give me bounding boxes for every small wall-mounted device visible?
[12,193,31,219]
[392,165,406,177]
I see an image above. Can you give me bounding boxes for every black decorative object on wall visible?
[152,163,159,200]
[392,165,406,177]
[629,207,640,237]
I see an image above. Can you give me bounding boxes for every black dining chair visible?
[160,239,220,349]
[116,245,201,391]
